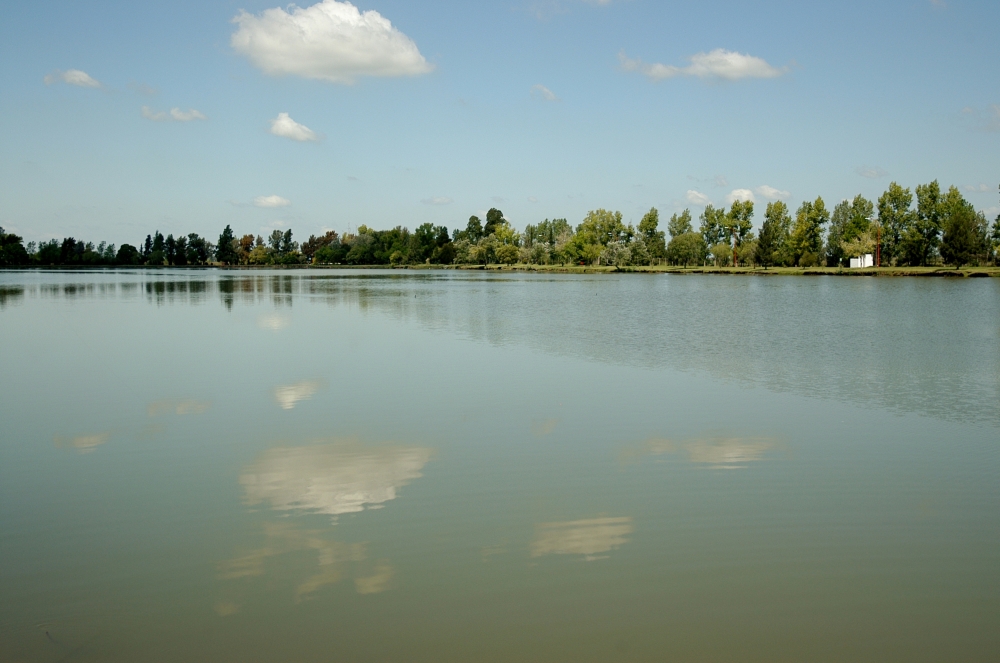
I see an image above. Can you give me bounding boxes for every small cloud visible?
[270,112,320,142]
[253,195,291,208]
[855,165,889,179]
[141,106,206,122]
[127,82,158,96]
[531,84,559,101]
[347,175,359,181]
[44,69,102,88]
[964,183,992,193]
[713,175,729,188]
[961,104,1000,132]
[491,196,506,204]
[686,190,711,206]
[755,185,790,200]
[619,49,788,83]
[725,189,755,204]
[421,196,453,206]
[231,0,434,84]
[528,196,539,203]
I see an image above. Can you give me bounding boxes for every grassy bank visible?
[304,263,1000,277]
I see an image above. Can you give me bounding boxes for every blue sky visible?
[1,0,997,246]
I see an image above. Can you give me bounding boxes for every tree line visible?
[2,181,997,269]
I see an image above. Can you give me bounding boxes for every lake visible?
[1,269,998,662]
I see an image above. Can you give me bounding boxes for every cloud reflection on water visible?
[272,379,323,410]
[239,440,432,518]
[531,517,634,561]
[622,435,777,469]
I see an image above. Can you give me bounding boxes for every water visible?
[1,269,998,662]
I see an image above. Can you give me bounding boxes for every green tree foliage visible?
[755,201,791,268]
[116,244,140,264]
[666,232,707,267]
[0,227,29,266]
[483,208,505,237]
[826,200,851,267]
[216,225,238,265]
[726,200,754,244]
[900,180,944,266]
[790,197,829,266]
[877,182,914,266]
[940,197,979,267]
[667,209,693,238]
[699,205,728,248]
[638,207,666,260]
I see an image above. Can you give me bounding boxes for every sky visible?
[1,0,998,246]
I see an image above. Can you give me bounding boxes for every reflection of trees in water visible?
[0,285,24,309]
[6,271,999,425]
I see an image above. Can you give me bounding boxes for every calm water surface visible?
[1,269,998,662]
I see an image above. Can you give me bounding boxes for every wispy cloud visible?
[855,165,889,179]
[686,190,711,206]
[961,104,1000,132]
[964,183,993,193]
[531,84,559,101]
[231,0,433,84]
[269,112,319,141]
[44,69,102,88]
[253,195,292,208]
[141,106,207,122]
[755,185,790,200]
[421,197,453,206]
[620,49,788,82]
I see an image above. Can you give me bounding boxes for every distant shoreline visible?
[4,264,999,277]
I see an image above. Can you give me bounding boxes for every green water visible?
[1,269,998,662]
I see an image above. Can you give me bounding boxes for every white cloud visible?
[755,185,791,200]
[619,49,788,82]
[855,165,889,179]
[270,112,319,141]
[531,84,559,101]
[983,206,999,219]
[421,196,453,206]
[44,69,102,88]
[528,196,539,203]
[686,190,711,206]
[231,0,433,84]
[725,189,756,204]
[964,183,992,193]
[141,106,207,122]
[254,195,292,208]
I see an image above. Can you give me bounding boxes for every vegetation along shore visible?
[3,180,998,272]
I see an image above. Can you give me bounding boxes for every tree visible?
[900,180,944,266]
[667,209,693,238]
[638,207,665,261]
[666,231,708,267]
[0,227,29,266]
[216,225,238,265]
[940,199,979,268]
[483,208,505,237]
[725,200,754,265]
[116,244,140,265]
[756,201,791,268]
[877,182,914,266]
[699,205,728,248]
[790,197,829,266]
[826,200,851,267]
